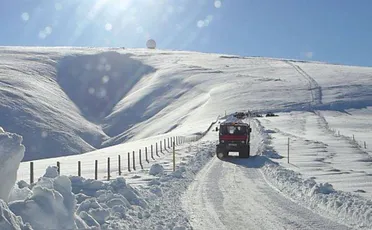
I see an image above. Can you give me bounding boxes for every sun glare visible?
[33,0,213,48]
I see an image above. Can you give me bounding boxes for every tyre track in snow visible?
[182,121,351,230]
[183,157,351,230]
[285,61,322,106]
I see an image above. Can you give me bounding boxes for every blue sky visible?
[1,0,372,66]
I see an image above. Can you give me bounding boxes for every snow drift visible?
[0,199,31,230]
[9,167,86,230]
[254,118,372,229]
[262,163,372,229]
[4,139,215,230]
[0,131,25,202]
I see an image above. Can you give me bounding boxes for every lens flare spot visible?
[105,64,111,71]
[105,23,113,31]
[100,57,107,64]
[102,75,110,84]
[38,31,47,39]
[214,0,222,8]
[206,15,214,23]
[45,26,52,35]
[197,20,205,28]
[136,26,144,33]
[88,88,95,94]
[55,3,63,11]
[85,63,92,70]
[167,5,174,14]
[97,88,107,98]
[21,12,30,21]
[41,131,48,138]
[97,64,105,71]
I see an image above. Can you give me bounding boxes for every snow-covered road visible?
[182,119,352,230]
[183,156,351,230]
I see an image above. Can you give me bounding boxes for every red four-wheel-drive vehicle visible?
[216,121,252,159]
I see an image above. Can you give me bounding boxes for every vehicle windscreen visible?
[220,125,247,135]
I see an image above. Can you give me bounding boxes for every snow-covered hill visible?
[1,46,372,229]
[1,47,371,161]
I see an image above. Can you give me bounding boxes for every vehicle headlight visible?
[221,140,225,143]
[241,141,245,144]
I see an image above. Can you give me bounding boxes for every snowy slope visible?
[1,47,371,161]
[258,110,372,199]
[1,46,372,229]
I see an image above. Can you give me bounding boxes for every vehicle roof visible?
[220,121,249,126]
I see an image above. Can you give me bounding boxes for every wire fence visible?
[24,117,220,184]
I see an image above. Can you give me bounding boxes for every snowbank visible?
[262,164,372,229]
[254,118,372,229]
[0,132,25,202]
[0,199,31,230]
[9,167,86,230]
[8,181,32,203]
[0,135,222,229]
[137,141,215,229]
[69,175,151,229]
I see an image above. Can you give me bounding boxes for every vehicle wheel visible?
[216,145,227,159]
[239,145,250,158]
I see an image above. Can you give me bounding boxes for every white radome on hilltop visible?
[146,39,156,49]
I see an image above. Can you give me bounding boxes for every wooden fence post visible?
[160,141,162,153]
[139,149,143,169]
[95,160,98,180]
[133,151,136,171]
[78,161,81,177]
[30,162,34,184]
[156,143,159,156]
[145,147,149,163]
[287,138,290,163]
[118,155,121,175]
[173,141,176,171]
[57,161,60,175]
[107,157,110,181]
[364,141,367,149]
[151,145,154,159]
[128,152,131,172]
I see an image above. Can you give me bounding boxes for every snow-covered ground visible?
[0,47,372,229]
[1,47,371,161]
[182,118,370,229]
[259,110,372,199]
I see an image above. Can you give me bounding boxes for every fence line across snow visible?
[24,117,221,184]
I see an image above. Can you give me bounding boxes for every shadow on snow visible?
[219,154,273,169]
